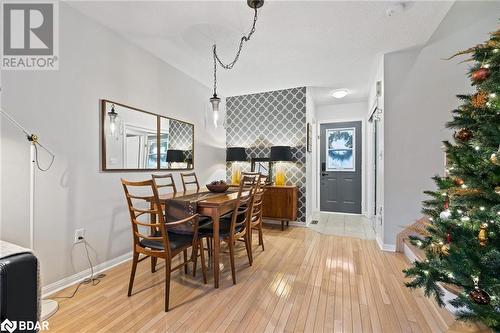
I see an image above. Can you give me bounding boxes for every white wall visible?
[366,56,385,247]
[0,3,226,286]
[305,88,316,222]
[381,1,500,247]
[315,102,367,123]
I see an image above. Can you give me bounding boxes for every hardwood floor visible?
[48,225,454,332]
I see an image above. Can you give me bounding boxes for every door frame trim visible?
[316,118,366,215]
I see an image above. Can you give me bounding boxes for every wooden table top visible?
[157,190,249,208]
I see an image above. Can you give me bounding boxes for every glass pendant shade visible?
[210,95,221,112]
[210,94,221,127]
[108,105,118,136]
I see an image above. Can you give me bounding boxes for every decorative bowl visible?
[206,183,229,193]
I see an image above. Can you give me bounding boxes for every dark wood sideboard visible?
[262,185,298,230]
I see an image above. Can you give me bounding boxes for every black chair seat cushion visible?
[140,231,193,252]
[199,213,247,237]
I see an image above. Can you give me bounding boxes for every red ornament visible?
[446,233,451,243]
[444,201,449,209]
[471,68,490,82]
[469,288,490,305]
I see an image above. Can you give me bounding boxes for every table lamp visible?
[166,149,185,168]
[270,146,292,186]
[226,147,247,184]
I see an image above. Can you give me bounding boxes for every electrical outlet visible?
[74,228,85,244]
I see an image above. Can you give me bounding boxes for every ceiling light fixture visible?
[331,89,350,99]
[210,0,264,127]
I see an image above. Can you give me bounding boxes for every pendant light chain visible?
[212,7,258,96]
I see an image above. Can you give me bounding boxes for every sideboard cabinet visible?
[262,185,298,230]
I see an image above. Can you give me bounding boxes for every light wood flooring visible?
[48,225,454,332]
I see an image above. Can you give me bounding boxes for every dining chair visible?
[180,172,200,192]
[247,177,266,263]
[197,174,258,285]
[121,178,207,312]
[152,173,177,194]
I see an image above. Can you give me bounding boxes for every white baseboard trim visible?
[375,235,396,252]
[42,251,132,298]
[262,219,306,228]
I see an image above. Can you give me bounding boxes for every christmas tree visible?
[403,28,500,330]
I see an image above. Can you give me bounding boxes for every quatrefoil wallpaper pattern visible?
[225,87,307,223]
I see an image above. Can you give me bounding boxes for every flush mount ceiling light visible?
[330,89,350,99]
[210,0,265,127]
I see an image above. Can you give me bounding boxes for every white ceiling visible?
[68,1,454,106]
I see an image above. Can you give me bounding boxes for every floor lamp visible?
[0,109,59,320]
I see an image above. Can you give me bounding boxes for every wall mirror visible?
[101,100,194,171]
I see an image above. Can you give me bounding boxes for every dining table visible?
[152,189,248,288]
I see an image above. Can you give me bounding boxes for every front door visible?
[320,121,362,214]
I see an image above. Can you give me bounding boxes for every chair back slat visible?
[243,172,265,228]
[122,178,201,257]
[180,172,200,192]
[229,174,261,234]
[121,178,172,254]
[152,173,177,194]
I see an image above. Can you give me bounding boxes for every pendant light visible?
[108,104,118,136]
[210,0,264,127]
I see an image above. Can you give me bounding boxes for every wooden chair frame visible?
[152,173,177,194]
[247,175,266,263]
[121,178,207,312]
[180,172,200,192]
[201,174,259,285]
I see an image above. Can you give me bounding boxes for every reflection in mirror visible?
[161,117,194,170]
[103,101,157,170]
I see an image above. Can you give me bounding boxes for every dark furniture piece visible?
[0,250,38,330]
[262,185,298,230]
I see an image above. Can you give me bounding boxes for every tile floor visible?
[308,212,376,239]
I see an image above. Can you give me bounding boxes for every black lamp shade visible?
[226,147,247,162]
[166,150,185,163]
[270,146,292,161]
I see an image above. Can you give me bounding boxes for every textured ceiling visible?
[68,1,454,105]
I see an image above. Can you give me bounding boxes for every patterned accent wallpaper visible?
[168,120,193,151]
[225,87,307,222]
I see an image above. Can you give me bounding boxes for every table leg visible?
[213,211,220,288]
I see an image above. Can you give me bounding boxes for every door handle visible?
[321,173,328,176]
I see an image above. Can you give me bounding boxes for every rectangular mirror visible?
[160,117,194,170]
[101,100,194,171]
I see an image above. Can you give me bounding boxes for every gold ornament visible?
[471,91,488,108]
[454,177,464,186]
[454,128,473,142]
[495,186,500,195]
[478,223,488,246]
[491,153,500,166]
[441,244,450,256]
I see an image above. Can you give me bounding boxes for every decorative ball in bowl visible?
[206,180,229,193]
